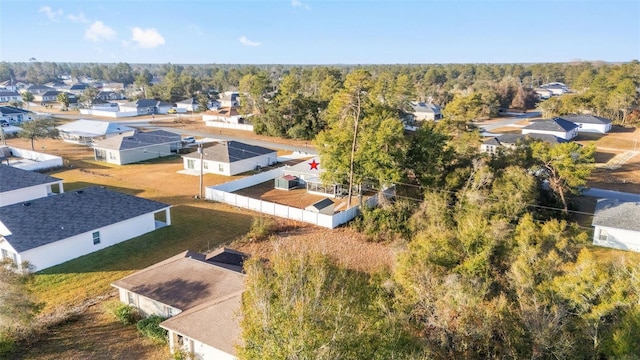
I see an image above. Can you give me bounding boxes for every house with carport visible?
[0,165,64,207]
[560,114,612,134]
[57,119,135,145]
[93,130,182,165]
[112,248,247,360]
[280,157,344,198]
[592,198,640,253]
[0,186,171,271]
[521,117,579,140]
[182,141,276,176]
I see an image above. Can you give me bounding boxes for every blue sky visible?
[1,0,639,64]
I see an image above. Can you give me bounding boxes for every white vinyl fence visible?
[206,168,381,229]
[79,109,138,118]
[0,146,62,171]
[205,121,254,132]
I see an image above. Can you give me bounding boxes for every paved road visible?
[477,111,542,133]
[583,188,640,202]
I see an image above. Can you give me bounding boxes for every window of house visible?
[187,159,195,169]
[1,249,8,261]
[127,291,136,305]
[218,164,224,172]
[92,231,101,245]
[598,229,608,242]
[203,161,208,170]
[109,151,116,160]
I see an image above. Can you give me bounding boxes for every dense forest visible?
[2,60,640,358]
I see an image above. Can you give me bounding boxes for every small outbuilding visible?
[305,198,335,215]
[275,175,299,190]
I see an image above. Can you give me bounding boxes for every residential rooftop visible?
[592,199,640,232]
[0,164,62,193]
[182,141,275,163]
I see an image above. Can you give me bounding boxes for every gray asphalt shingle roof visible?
[496,133,567,146]
[0,106,32,115]
[0,91,20,97]
[0,186,170,252]
[592,199,640,232]
[182,141,275,163]
[523,117,579,132]
[560,114,612,125]
[93,130,181,151]
[0,165,62,193]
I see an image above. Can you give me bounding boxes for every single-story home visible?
[560,114,612,134]
[57,119,135,145]
[119,99,173,115]
[218,91,239,108]
[480,133,567,154]
[97,91,125,101]
[25,84,54,95]
[592,198,640,252]
[0,106,33,124]
[534,88,553,100]
[521,117,579,140]
[176,98,201,112]
[35,90,61,103]
[0,164,64,207]
[112,248,247,360]
[410,101,442,121]
[182,141,276,176]
[282,157,344,198]
[202,108,243,123]
[93,130,182,165]
[0,91,21,103]
[0,186,171,271]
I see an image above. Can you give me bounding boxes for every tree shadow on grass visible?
[57,181,145,196]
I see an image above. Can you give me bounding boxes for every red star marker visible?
[309,159,319,170]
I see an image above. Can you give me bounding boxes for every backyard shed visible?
[275,175,299,190]
[305,198,335,215]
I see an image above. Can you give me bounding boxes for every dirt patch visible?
[234,226,397,274]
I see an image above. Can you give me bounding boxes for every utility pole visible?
[198,143,204,199]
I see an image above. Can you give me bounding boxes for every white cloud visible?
[131,27,166,48]
[291,0,311,10]
[85,21,116,42]
[66,12,89,23]
[39,6,63,21]
[239,36,261,47]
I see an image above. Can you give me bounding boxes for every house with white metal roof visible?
[57,119,135,145]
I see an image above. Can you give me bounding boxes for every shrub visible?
[112,303,141,325]
[245,216,278,242]
[137,315,168,343]
[0,332,15,357]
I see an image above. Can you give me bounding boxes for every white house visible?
[182,141,276,176]
[93,130,182,165]
[480,133,567,154]
[202,108,243,124]
[0,165,64,207]
[534,88,553,100]
[112,248,247,360]
[57,119,135,145]
[0,106,33,124]
[410,101,442,121]
[176,98,201,112]
[282,157,344,198]
[119,99,173,115]
[0,91,21,103]
[218,92,239,108]
[560,114,612,134]
[592,198,640,252]
[521,117,579,140]
[0,186,171,271]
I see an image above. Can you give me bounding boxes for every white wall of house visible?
[0,183,58,207]
[183,153,275,176]
[521,128,576,140]
[96,143,176,165]
[18,210,169,271]
[575,122,611,134]
[593,225,640,253]
[116,289,181,318]
[167,331,235,360]
[0,238,20,265]
[202,114,243,124]
[176,103,198,112]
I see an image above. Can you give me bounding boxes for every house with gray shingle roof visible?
[480,133,567,154]
[521,117,579,140]
[111,248,247,359]
[93,130,182,165]
[182,141,276,176]
[176,97,201,112]
[0,91,21,103]
[410,101,442,121]
[119,99,173,115]
[592,198,640,252]
[0,186,171,271]
[0,106,33,124]
[560,114,612,134]
[0,164,64,207]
